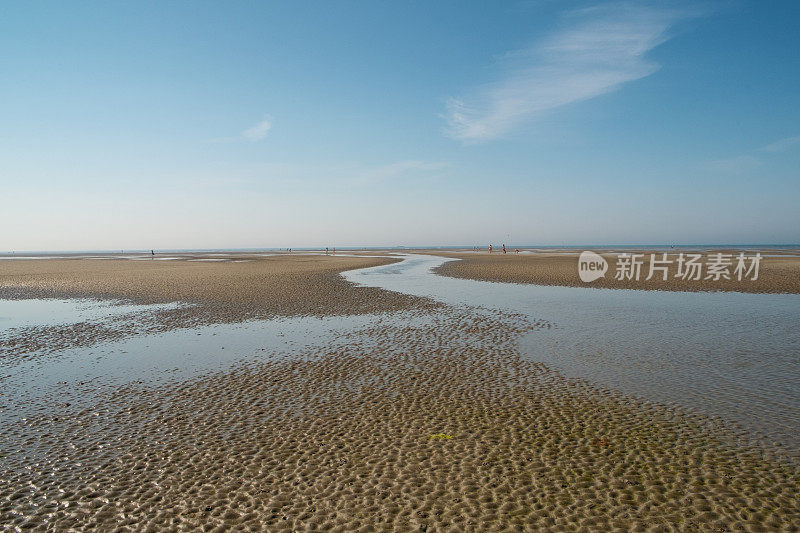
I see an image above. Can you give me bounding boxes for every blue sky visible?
[1,0,798,250]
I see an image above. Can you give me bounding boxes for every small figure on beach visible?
[325,247,329,255]
[489,244,493,253]
[151,249,154,257]
[502,244,506,254]
[515,248,519,254]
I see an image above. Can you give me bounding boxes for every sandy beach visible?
[0,254,422,316]
[430,250,800,294]
[2,254,799,530]
[0,254,436,358]
[5,0,799,529]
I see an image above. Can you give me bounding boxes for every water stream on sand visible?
[0,304,386,426]
[345,254,800,455]
[2,254,799,455]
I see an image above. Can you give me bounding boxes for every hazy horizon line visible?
[3,243,799,255]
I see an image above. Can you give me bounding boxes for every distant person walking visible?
[502,244,506,254]
[151,249,155,257]
[325,247,329,255]
[489,244,493,253]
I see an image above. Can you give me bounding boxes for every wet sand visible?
[2,256,799,530]
[430,250,800,294]
[0,255,437,357]
[0,254,419,316]
[3,306,799,530]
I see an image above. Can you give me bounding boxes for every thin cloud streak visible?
[703,155,763,174]
[241,116,272,141]
[206,115,273,143]
[760,135,800,153]
[444,4,687,142]
[355,160,449,184]
[172,160,450,189]
[703,134,800,174]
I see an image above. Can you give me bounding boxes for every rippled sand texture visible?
[0,256,438,358]
[0,255,425,316]
[432,251,800,294]
[0,306,191,363]
[2,307,798,531]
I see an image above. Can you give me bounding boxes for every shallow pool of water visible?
[0,308,389,425]
[0,298,183,331]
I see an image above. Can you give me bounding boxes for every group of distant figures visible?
[473,244,519,254]
[146,247,516,258]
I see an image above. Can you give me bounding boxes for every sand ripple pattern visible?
[1,308,799,531]
[0,256,439,361]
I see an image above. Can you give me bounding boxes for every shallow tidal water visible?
[344,254,800,455]
[2,254,799,458]
[0,299,396,426]
[0,298,183,330]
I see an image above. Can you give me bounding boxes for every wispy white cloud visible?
[444,3,688,142]
[355,160,449,184]
[241,116,272,141]
[703,155,763,174]
[207,115,273,143]
[760,135,800,153]
[704,134,800,174]
[177,160,450,189]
